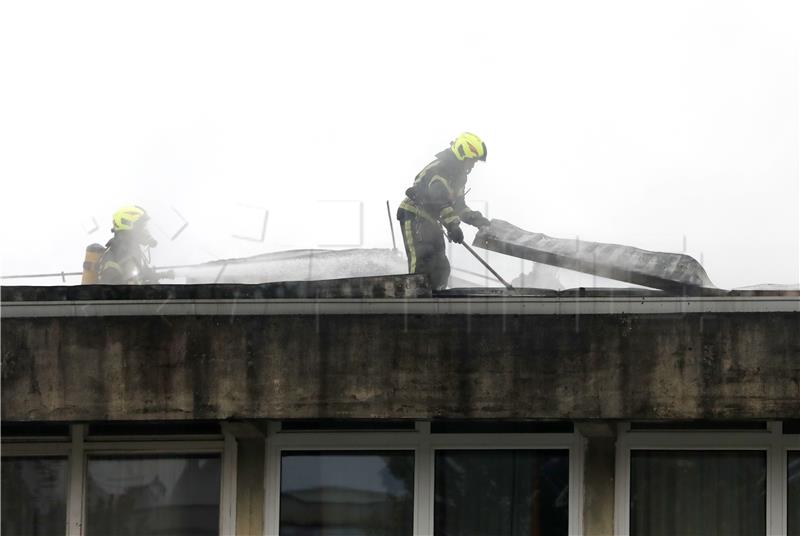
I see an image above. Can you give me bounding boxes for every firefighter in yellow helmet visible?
[97,205,161,284]
[397,132,491,290]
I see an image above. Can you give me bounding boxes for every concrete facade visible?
[2,281,798,535]
[2,303,799,423]
[236,438,266,535]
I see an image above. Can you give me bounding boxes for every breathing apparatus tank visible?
[81,243,107,284]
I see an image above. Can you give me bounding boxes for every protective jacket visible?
[397,149,485,228]
[97,233,158,284]
[396,149,487,290]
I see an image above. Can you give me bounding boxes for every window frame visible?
[2,424,237,536]
[264,422,584,536]
[614,421,800,536]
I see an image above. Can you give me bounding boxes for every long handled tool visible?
[442,227,513,290]
[460,241,514,290]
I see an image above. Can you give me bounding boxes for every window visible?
[265,421,583,535]
[85,454,222,536]
[1,457,68,535]
[629,450,766,536]
[280,451,414,535]
[616,422,799,536]
[434,449,569,535]
[1,423,236,536]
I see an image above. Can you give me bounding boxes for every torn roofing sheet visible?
[473,219,719,293]
[182,248,408,284]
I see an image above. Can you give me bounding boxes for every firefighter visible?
[397,132,491,290]
[97,205,161,284]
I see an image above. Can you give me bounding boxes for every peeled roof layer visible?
[474,219,719,294]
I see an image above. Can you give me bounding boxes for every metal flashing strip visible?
[2,296,798,318]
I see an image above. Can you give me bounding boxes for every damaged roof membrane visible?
[474,219,720,294]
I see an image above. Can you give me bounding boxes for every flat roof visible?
[2,276,797,317]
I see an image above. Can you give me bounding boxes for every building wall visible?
[2,289,798,533]
[582,435,616,535]
[236,438,265,536]
[3,311,799,422]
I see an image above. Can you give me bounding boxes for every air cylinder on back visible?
[81,243,107,284]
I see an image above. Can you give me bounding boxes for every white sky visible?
[1,0,798,289]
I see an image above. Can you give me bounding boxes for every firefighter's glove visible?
[461,210,491,229]
[472,215,491,228]
[446,223,464,244]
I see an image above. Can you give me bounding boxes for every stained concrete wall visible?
[578,424,617,536]
[2,311,799,422]
[236,438,265,536]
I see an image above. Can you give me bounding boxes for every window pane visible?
[280,451,414,536]
[789,451,800,536]
[85,454,221,536]
[630,450,766,536]
[434,449,569,536]
[1,457,68,536]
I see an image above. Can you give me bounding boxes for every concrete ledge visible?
[2,296,798,318]
[2,311,798,422]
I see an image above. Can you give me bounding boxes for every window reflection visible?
[630,450,766,536]
[1,457,68,536]
[280,451,414,536]
[85,454,221,536]
[434,449,569,536]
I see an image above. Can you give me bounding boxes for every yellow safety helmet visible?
[112,205,149,232]
[451,132,487,162]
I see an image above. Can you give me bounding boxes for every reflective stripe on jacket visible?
[397,149,474,226]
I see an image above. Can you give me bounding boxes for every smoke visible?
[171,248,408,284]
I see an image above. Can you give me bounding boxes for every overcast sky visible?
[1,0,797,289]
